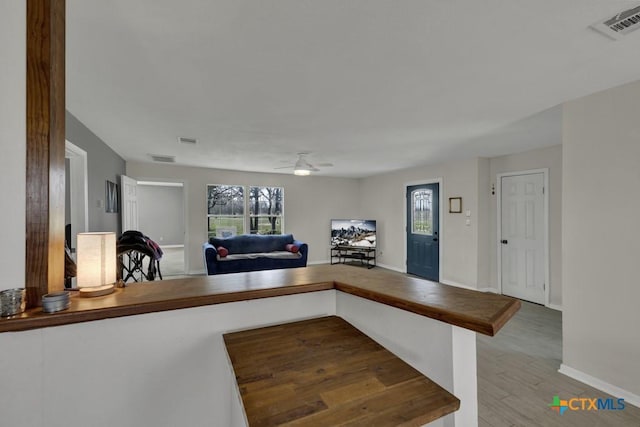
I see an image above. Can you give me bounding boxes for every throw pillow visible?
[285,243,299,253]
[217,246,229,258]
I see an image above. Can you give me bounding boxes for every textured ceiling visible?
[67,1,640,177]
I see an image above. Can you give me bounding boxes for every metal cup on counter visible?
[42,292,71,313]
[0,288,26,317]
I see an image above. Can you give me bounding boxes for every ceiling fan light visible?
[294,168,311,176]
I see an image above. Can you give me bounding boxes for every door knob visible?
[501,239,508,244]
[433,238,438,242]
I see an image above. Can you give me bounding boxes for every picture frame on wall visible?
[106,180,119,213]
[449,197,462,213]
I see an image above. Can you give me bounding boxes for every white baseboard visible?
[189,269,206,276]
[308,260,330,266]
[559,364,640,408]
[440,279,477,291]
[160,244,185,249]
[376,263,404,273]
[479,287,500,294]
[547,303,563,311]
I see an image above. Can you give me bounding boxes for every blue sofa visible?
[203,234,308,275]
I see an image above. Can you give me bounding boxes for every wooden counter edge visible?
[0,282,334,333]
[334,281,521,337]
[0,271,521,336]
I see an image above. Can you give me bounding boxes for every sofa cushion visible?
[285,243,299,253]
[209,234,294,254]
[218,251,302,261]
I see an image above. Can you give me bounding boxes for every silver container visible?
[42,292,71,314]
[0,288,26,317]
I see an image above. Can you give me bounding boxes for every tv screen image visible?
[331,219,376,248]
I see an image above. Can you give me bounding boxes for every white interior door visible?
[121,175,139,232]
[500,173,546,304]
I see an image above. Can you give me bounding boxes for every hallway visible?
[477,301,640,426]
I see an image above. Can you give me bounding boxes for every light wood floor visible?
[477,301,640,426]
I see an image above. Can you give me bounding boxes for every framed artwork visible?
[449,197,462,213]
[106,180,119,213]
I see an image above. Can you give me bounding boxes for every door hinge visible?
[542,186,545,194]
[543,282,546,290]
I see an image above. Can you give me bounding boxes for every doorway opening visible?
[65,141,89,288]
[135,180,186,277]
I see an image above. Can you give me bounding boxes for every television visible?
[331,219,377,248]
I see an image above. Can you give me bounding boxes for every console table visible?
[330,245,376,268]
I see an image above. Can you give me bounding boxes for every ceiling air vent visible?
[178,137,198,145]
[150,154,176,163]
[591,4,640,40]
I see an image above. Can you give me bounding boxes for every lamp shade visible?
[77,232,116,288]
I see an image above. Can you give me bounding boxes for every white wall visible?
[126,162,361,273]
[489,145,563,307]
[0,1,25,290]
[0,291,337,427]
[562,81,640,398]
[66,111,126,234]
[137,184,184,245]
[359,157,485,288]
[477,158,491,289]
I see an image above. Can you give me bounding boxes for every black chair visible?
[117,231,163,283]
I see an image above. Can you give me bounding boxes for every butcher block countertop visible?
[0,264,520,335]
[224,316,460,426]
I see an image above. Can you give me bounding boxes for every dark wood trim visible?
[25,0,66,307]
[0,265,520,335]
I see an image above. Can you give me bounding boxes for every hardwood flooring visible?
[477,301,640,426]
[224,316,460,426]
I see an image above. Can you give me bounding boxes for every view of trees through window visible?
[207,185,283,238]
[249,187,283,235]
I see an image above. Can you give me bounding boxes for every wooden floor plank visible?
[224,316,460,426]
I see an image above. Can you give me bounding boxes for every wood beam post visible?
[26,0,66,307]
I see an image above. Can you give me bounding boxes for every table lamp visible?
[77,232,117,297]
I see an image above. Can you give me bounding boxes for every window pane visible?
[208,216,244,239]
[412,189,433,235]
[207,185,244,216]
[249,216,282,235]
[249,186,283,234]
[249,187,283,216]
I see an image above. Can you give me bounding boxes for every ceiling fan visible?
[275,153,333,176]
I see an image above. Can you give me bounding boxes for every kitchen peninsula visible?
[0,265,519,426]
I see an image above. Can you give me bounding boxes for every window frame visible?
[207,184,285,238]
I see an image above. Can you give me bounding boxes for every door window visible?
[411,189,433,235]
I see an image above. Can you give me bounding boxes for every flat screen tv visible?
[331,219,377,248]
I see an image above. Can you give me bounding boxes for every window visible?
[411,189,433,235]
[249,186,283,235]
[207,185,245,238]
[207,185,284,238]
